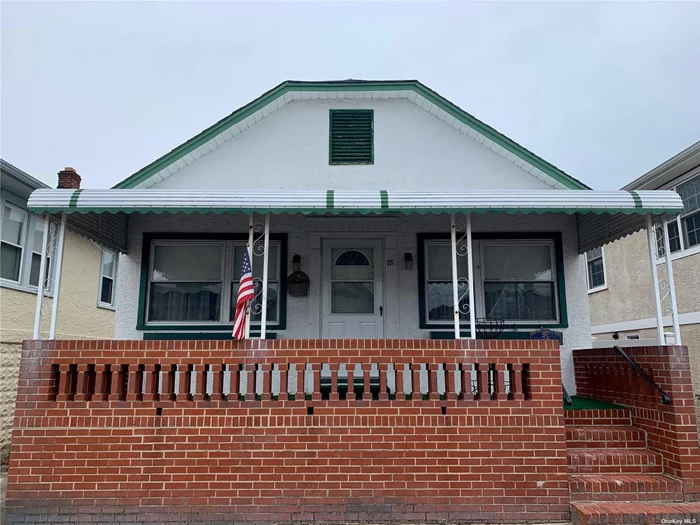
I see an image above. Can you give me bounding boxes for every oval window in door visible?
[331,249,374,313]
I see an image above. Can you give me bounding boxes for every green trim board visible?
[429,331,563,343]
[417,232,568,331]
[113,80,590,190]
[136,232,288,332]
[143,332,277,341]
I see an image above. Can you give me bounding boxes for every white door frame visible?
[307,231,399,338]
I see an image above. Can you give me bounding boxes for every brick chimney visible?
[57,167,81,189]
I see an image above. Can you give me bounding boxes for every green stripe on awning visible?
[326,190,334,209]
[69,189,83,209]
[629,190,643,209]
[380,190,388,209]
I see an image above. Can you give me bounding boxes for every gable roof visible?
[1,158,50,201]
[114,80,591,190]
[622,140,700,191]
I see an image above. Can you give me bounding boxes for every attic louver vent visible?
[329,110,374,165]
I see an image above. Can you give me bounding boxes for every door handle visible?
[380,306,383,316]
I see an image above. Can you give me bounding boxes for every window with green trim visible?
[418,234,565,329]
[144,238,284,328]
[329,110,374,165]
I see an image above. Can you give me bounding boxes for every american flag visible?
[232,247,255,340]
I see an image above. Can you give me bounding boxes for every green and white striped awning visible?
[27,189,682,216]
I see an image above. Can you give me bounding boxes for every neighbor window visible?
[28,218,52,288]
[655,174,700,257]
[419,237,560,327]
[585,247,606,291]
[677,175,700,248]
[0,203,55,291]
[145,238,283,327]
[329,109,374,165]
[481,242,558,322]
[98,248,118,308]
[1,204,27,282]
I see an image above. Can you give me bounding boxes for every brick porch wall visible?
[574,345,700,500]
[6,339,568,524]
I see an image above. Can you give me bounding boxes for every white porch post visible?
[450,214,461,339]
[466,214,476,340]
[646,215,665,344]
[260,213,270,340]
[32,212,51,340]
[662,217,682,345]
[244,214,254,339]
[49,213,67,339]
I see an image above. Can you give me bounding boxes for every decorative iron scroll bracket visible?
[614,345,671,405]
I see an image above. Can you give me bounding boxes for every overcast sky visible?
[2,1,699,190]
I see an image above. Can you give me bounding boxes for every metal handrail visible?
[614,345,671,405]
[562,385,573,406]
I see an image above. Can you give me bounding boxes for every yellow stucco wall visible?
[589,230,700,326]
[0,231,115,459]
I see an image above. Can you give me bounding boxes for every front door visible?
[322,239,384,338]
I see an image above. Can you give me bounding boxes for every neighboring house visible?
[588,140,700,419]
[0,160,117,461]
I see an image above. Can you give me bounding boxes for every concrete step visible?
[564,409,631,427]
[566,425,646,449]
[570,473,683,501]
[571,501,700,524]
[567,448,663,474]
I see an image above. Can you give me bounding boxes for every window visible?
[1,204,27,282]
[418,235,562,328]
[585,247,606,291]
[98,248,118,308]
[230,243,280,323]
[143,237,285,328]
[678,175,700,248]
[656,174,700,258]
[0,201,56,292]
[423,241,469,323]
[330,249,374,314]
[149,242,224,322]
[29,218,52,288]
[481,242,558,322]
[329,109,373,165]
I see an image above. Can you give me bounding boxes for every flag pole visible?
[244,214,254,339]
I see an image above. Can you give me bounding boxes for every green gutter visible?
[113,80,591,190]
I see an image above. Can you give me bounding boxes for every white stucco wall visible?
[153,98,553,192]
[115,212,588,393]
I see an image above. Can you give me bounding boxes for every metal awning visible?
[28,188,682,216]
[27,188,683,254]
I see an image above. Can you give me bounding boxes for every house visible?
[0,160,118,463]
[587,140,700,423]
[6,80,700,524]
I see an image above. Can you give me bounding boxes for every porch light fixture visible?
[287,254,310,297]
[404,252,413,271]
